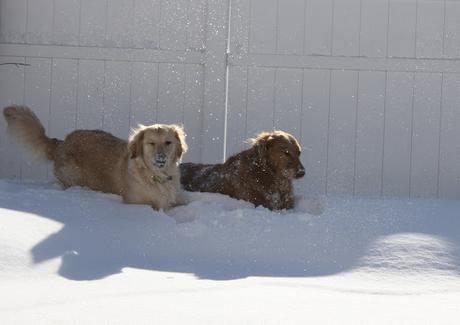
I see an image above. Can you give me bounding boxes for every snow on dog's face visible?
[128,124,187,170]
[252,131,305,179]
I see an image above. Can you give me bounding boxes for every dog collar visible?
[151,174,173,184]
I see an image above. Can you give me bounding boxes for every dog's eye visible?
[284,150,290,156]
[165,141,172,146]
[149,142,156,146]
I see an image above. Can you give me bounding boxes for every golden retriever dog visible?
[3,105,187,210]
[180,130,305,210]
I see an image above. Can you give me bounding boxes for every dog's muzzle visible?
[154,153,167,168]
[295,166,305,179]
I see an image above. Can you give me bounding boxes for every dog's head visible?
[250,130,305,179]
[128,124,187,170]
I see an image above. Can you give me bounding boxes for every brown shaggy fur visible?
[180,130,305,210]
[3,105,188,210]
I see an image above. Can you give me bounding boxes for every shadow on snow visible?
[1,181,460,281]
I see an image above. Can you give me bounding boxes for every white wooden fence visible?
[1,0,460,199]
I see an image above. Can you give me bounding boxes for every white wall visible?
[226,0,460,199]
[1,0,460,199]
[0,0,228,180]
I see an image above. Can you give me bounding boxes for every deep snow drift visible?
[1,180,460,324]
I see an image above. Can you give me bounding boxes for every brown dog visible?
[180,130,305,210]
[3,105,187,210]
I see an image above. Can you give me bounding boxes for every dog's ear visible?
[172,125,188,160]
[128,127,145,159]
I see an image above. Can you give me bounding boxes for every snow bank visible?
[1,180,460,323]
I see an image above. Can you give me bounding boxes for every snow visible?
[1,180,460,324]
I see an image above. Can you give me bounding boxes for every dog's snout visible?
[295,166,305,178]
[154,152,167,168]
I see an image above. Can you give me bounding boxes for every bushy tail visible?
[3,105,62,161]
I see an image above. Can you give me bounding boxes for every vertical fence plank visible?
[201,0,229,163]
[160,0,187,50]
[230,0,250,55]
[226,67,248,158]
[187,0,206,51]
[274,68,302,139]
[183,64,204,162]
[133,0,161,49]
[416,0,444,58]
[22,58,52,180]
[444,1,460,58]
[277,0,305,55]
[0,57,25,179]
[305,0,333,55]
[382,72,414,197]
[49,59,78,139]
[327,70,358,195]
[228,0,249,158]
[76,60,105,130]
[410,72,442,197]
[54,0,80,45]
[157,63,185,125]
[332,0,361,56]
[355,71,386,196]
[80,0,107,47]
[106,0,134,48]
[103,61,131,139]
[246,67,276,139]
[0,0,27,43]
[387,0,416,57]
[360,0,388,57]
[130,62,158,128]
[301,69,330,195]
[26,0,54,44]
[439,74,460,199]
[249,0,277,53]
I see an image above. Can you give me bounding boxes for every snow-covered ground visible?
[1,180,459,324]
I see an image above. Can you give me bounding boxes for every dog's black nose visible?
[295,168,305,179]
[156,153,167,161]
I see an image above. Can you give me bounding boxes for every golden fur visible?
[181,130,305,210]
[3,105,188,210]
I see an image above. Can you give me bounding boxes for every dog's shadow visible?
[2,181,460,281]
